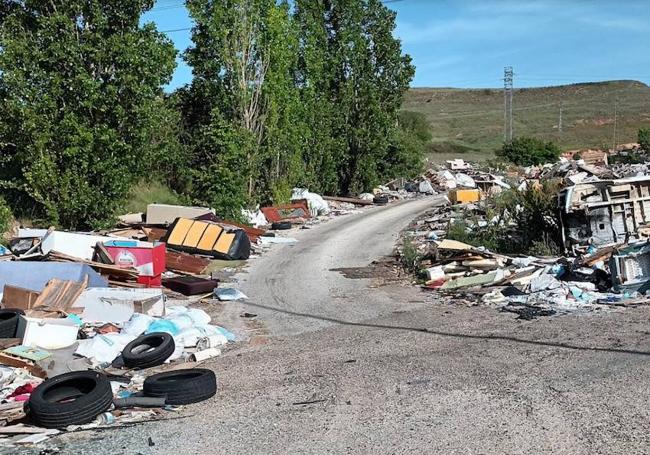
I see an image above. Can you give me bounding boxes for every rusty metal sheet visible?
[260,201,310,222]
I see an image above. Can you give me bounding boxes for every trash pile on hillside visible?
[399,157,650,320]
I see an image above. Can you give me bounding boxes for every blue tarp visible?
[0,262,108,292]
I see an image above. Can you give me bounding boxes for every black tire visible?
[0,309,24,338]
[27,371,113,428]
[122,332,175,369]
[271,221,292,230]
[373,195,389,205]
[143,368,217,405]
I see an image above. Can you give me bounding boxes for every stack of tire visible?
[27,369,218,428]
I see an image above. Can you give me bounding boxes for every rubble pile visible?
[398,156,650,320]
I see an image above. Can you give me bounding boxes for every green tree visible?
[326,0,415,193]
[380,111,430,179]
[639,128,650,152]
[498,137,561,166]
[184,0,299,212]
[293,0,342,194]
[257,1,305,203]
[0,0,176,228]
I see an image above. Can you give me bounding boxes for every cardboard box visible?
[103,240,166,287]
[72,288,165,323]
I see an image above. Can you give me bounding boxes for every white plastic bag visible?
[76,333,136,364]
[214,288,249,301]
[291,188,329,216]
[122,313,154,337]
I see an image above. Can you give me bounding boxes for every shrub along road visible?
[47,197,650,454]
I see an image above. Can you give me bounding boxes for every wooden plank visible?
[0,425,55,435]
[33,277,87,312]
[48,251,139,279]
[1,285,40,311]
[94,242,115,265]
[165,250,210,275]
[322,195,373,206]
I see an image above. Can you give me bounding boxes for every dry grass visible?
[403,80,650,163]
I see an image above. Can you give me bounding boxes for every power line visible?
[159,27,191,33]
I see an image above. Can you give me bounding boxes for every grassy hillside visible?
[402,80,650,162]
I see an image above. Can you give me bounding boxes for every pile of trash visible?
[0,204,254,446]
[0,181,435,446]
[399,156,650,320]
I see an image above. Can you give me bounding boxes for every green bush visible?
[400,235,421,273]
[639,128,650,152]
[446,181,563,255]
[0,1,177,229]
[0,197,12,236]
[122,181,187,214]
[498,137,561,166]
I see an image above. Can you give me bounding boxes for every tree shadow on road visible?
[243,301,650,356]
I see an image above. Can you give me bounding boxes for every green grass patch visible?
[404,80,650,159]
[122,180,187,214]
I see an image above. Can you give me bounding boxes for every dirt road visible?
[46,197,650,455]
[237,196,445,336]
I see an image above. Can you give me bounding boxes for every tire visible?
[27,371,113,428]
[122,332,175,369]
[0,309,24,338]
[373,195,389,205]
[143,368,217,405]
[271,221,292,230]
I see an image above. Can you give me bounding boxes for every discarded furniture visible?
[609,241,650,293]
[559,177,650,248]
[162,218,250,260]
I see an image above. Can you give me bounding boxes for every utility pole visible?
[503,66,514,142]
[613,98,618,151]
[558,102,563,135]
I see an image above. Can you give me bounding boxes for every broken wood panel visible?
[145,227,168,242]
[219,220,265,242]
[322,195,373,206]
[0,353,46,378]
[261,201,311,222]
[1,285,40,310]
[166,250,210,275]
[33,277,87,312]
[48,251,139,280]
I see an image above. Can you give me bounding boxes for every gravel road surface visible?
[23,197,650,455]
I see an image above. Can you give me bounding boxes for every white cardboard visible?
[20,316,79,349]
[40,231,112,260]
[73,288,165,323]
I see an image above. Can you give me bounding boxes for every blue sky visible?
[143,0,650,90]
